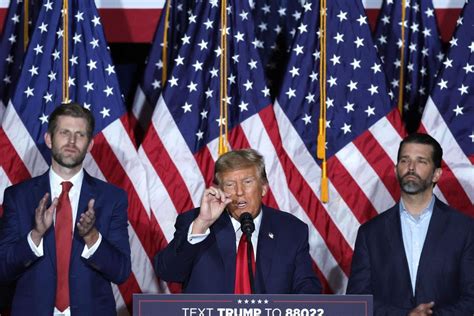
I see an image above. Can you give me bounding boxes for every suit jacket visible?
[347,197,474,315]
[0,171,131,316]
[155,205,321,294]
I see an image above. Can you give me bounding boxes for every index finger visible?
[37,193,50,210]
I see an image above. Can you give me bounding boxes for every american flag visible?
[131,0,191,143]
[138,0,288,292]
[0,0,42,214]
[250,0,305,98]
[374,0,443,133]
[0,0,157,313]
[420,0,474,216]
[273,0,405,292]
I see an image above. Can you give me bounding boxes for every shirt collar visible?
[399,195,435,221]
[49,167,84,191]
[229,209,263,234]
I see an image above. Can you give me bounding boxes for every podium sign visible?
[133,294,372,316]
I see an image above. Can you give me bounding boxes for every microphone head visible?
[239,212,255,236]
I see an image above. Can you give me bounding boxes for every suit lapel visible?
[70,171,95,262]
[385,205,414,295]
[213,212,236,292]
[255,207,276,293]
[415,199,446,293]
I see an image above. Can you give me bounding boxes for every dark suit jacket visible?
[0,171,131,316]
[155,205,321,294]
[347,197,474,315]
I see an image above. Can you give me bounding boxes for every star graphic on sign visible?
[100,107,110,118]
[182,102,192,113]
[39,113,49,124]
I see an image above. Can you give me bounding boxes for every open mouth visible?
[235,201,247,208]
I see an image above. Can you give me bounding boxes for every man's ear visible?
[262,182,269,197]
[432,167,442,184]
[87,139,94,153]
[44,132,52,149]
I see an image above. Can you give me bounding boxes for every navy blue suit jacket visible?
[155,205,321,294]
[0,171,131,316]
[347,198,474,315]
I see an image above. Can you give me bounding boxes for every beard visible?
[51,144,88,169]
[397,171,433,195]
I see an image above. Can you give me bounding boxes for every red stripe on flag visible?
[194,146,216,188]
[141,127,194,213]
[118,270,143,313]
[352,130,401,203]
[259,106,354,277]
[91,133,155,259]
[0,129,32,184]
[327,156,379,224]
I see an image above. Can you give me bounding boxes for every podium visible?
[133,294,372,316]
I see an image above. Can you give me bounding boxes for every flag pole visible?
[62,0,69,103]
[218,0,229,156]
[397,0,407,114]
[161,0,172,87]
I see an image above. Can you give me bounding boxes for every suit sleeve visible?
[0,187,41,283]
[434,218,474,315]
[82,189,131,284]
[347,226,410,316]
[292,224,322,294]
[154,211,206,282]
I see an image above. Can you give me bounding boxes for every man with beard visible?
[347,133,474,315]
[0,103,131,315]
[154,149,321,294]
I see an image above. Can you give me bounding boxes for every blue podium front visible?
[133,294,372,316]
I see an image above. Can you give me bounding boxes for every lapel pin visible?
[268,232,274,239]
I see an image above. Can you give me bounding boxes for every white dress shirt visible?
[399,195,435,295]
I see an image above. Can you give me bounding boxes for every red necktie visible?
[234,234,255,294]
[55,181,73,312]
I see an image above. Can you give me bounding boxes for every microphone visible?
[239,212,255,239]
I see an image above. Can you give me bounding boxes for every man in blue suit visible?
[0,103,131,315]
[155,149,321,294]
[347,133,474,315]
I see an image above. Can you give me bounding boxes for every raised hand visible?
[408,302,435,316]
[77,199,99,247]
[192,187,231,234]
[31,193,58,246]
